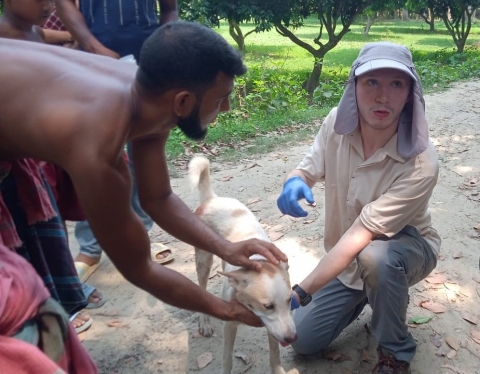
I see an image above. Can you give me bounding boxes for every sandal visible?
[75,261,100,283]
[151,243,175,264]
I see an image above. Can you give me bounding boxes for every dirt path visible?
[69,80,480,374]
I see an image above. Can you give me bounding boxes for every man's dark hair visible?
[137,21,247,95]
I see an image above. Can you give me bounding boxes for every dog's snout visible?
[284,333,298,343]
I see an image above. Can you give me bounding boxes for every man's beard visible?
[177,104,207,141]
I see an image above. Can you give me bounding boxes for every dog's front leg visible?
[221,321,238,374]
[267,333,287,374]
[195,249,214,337]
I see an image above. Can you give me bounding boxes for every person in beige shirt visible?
[278,42,440,374]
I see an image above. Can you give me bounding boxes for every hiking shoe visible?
[371,347,411,374]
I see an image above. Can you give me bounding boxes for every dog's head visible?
[219,260,297,346]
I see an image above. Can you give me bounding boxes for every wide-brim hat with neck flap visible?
[335,41,428,158]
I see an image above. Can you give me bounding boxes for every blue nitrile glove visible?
[277,176,315,218]
[291,293,300,310]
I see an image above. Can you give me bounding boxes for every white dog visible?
[189,156,297,374]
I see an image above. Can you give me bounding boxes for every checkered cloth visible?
[42,9,67,31]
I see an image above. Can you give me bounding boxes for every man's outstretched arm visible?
[55,0,120,58]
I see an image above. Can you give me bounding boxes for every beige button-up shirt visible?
[297,107,441,290]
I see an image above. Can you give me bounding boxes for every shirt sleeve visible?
[360,168,438,237]
[297,108,336,183]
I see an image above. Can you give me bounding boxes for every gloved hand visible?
[290,293,300,310]
[277,176,315,218]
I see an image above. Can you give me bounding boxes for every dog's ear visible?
[218,269,250,288]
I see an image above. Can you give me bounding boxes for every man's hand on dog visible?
[224,239,288,272]
[228,299,264,327]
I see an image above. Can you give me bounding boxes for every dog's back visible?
[189,156,269,243]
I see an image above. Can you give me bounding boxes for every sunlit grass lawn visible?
[217,17,480,74]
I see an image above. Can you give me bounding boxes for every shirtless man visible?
[0,21,287,326]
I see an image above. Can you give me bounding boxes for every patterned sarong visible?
[0,162,86,315]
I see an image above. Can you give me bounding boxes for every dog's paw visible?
[198,315,214,337]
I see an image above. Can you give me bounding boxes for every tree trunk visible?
[428,8,435,31]
[402,8,409,21]
[228,19,245,53]
[364,15,376,36]
[305,61,323,96]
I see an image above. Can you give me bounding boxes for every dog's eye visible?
[264,304,274,310]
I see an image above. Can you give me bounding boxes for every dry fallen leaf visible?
[438,254,446,261]
[268,231,284,241]
[453,252,463,259]
[445,335,460,351]
[323,350,351,362]
[420,300,448,313]
[234,351,250,364]
[238,186,245,192]
[425,273,447,284]
[441,364,470,374]
[446,349,457,359]
[471,330,480,345]
[243,162,260,170]
[247,197,261,205]
[460,311,478,325]
[106,319,129,328]
[303,220,315,224]
[196,352,213,369]
[217,175,233,182]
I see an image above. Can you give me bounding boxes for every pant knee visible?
[358,243,394,288]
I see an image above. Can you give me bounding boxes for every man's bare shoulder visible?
[0,40,136,163]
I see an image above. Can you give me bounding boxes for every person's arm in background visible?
[42,29,73,45]
[158,0,178,25]
[55,0,120,58]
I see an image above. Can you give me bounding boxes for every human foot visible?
[69,311,93,334]
[82,283,107,309]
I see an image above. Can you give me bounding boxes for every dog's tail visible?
[188,156,217,204]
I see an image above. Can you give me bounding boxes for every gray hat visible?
[335,41,428,158]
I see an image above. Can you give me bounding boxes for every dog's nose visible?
[284,334,298,343]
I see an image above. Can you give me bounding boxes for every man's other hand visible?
[277,176,315,217]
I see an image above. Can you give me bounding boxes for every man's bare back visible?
[0,38,137,164]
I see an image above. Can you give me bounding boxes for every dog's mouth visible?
[279,341,290,347]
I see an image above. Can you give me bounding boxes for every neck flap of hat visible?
[334,42,429,158]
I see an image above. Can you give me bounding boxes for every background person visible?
[278,42,440,374]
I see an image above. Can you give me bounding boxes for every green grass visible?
[166,17,480,161]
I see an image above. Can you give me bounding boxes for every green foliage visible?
[230,60,309,116]
[408,315,434,324]
[413,46,480,88]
